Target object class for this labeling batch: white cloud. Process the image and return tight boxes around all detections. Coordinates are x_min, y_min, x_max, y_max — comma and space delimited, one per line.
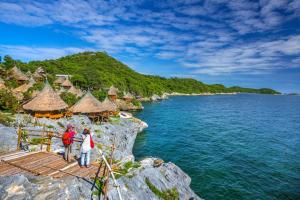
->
0, 0, 299, 76
0, 45, 94, 61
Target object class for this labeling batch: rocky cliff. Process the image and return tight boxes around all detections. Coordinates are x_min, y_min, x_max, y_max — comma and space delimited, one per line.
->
0, 115, 201, 200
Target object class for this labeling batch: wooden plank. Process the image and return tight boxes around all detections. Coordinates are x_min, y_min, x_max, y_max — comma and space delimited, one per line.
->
47, 162, 78, 176
29, 155, 62, 172
6, 151, 45, 163
1, 160, 41, 175
40, 160, 71, 175
11, 152, 48, 166
0, 151, 39, 161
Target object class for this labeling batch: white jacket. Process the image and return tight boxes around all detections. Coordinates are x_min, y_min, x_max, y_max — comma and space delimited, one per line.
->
81, 132, 94, 153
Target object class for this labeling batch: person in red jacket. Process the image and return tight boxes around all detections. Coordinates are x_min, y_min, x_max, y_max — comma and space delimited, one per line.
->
62, 124, 76, 162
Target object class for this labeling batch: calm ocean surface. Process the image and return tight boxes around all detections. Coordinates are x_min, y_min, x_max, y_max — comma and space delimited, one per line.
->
133, 94, 300, 200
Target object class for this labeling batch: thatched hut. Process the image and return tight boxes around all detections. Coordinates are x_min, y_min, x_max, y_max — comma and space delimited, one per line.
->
108, 85, 118, 101
61, 78, 73, 89
23, 82, 68, 119
12, 77, 35, 94
68, 85, 83, 97
69, 92, 106, 120
123, 92, 134, 102
11, 66, 29, 84
102, 98, 118, 116
33, 67, 45, 81
54, 76, 65, 86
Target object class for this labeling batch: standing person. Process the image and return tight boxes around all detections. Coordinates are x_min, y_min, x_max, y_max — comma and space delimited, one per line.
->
62, 124, 76, 163
80, 128, 94, 168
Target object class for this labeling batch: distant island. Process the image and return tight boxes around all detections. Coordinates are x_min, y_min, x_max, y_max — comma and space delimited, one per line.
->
0, 52, 280, 97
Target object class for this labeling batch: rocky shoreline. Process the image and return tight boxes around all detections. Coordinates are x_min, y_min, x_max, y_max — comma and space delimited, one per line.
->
0, 115, 201, 200
138, 92, 237, 102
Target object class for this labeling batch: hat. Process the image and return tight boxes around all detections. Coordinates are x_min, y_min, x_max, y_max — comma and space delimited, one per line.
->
67, 124, 74, 129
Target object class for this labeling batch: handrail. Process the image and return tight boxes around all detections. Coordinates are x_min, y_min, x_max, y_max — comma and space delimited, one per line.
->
97, 149, 123, 200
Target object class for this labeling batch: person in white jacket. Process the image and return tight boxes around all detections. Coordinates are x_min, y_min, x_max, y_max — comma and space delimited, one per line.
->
80, 128, 94, 168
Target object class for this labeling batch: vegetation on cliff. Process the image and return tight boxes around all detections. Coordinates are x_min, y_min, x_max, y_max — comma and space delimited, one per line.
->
1, 52, 279, 97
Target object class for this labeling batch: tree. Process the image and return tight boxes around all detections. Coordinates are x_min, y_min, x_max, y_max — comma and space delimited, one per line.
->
3, 55, 15, 70
60, 92, 77, 106
0, 89, 19, 112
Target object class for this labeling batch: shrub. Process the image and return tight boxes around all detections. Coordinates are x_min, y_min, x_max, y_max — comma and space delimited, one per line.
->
145, 177, 179, 200
0, 89, 19, 112
132, 99, 142, 107
0, 112, 13, 126
60, 92, 77, 106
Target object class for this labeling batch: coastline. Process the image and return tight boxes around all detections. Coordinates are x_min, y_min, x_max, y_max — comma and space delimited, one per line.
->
0, 114, 201, 200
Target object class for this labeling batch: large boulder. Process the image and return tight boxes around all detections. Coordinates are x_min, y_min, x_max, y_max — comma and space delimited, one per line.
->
0, 175, 92, 200
107, 157, 202, 200
0, 124, 17, 153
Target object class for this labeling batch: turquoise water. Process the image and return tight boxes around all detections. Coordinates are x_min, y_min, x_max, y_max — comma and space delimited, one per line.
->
133, 94, 300, 200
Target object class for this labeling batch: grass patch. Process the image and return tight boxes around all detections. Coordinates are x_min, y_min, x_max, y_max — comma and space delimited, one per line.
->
145, 177, 179, 200
108, 116, 121, 124
96, 143, 102, 149
92, 177, 105, 196
57, 121, 65, 128
114, 161, 141, 179
46, 125, 54, 129
30, 138, 47, 145
0, 112, 13, 126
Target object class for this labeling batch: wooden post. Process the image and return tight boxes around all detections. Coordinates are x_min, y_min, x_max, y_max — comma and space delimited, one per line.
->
103, 143, 115, 200
46, 136, 51, 152
17, 128, 22, 151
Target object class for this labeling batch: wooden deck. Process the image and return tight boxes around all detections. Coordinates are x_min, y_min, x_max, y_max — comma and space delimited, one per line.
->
0, 151, 102, 179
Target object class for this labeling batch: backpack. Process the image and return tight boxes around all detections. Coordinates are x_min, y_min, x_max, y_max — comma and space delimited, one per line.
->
90, 135, 94, 149
62, 132, 71, 145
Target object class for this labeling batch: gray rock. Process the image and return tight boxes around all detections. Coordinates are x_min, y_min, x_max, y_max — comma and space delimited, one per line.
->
107, 157, 202, 200
0, 124, 17, 152
0, 174, 93, 200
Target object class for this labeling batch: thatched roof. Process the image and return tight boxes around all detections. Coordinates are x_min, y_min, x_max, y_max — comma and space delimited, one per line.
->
13, 83, 31, 93
102, 98, 118, 112
23, 82, 68, 112
70, 92, 106, 114
33, 67, 45, 79
123, 92, 134, 99
11, 66, 29, 81
68, 85, 83, 97
12, 77, 36, 93
61, 78, 73, 88
54, 76, 65, 84
108, 85, 118, 96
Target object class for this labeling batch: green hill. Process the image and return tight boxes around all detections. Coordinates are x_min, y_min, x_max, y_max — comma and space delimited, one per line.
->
1, 52, 280, 96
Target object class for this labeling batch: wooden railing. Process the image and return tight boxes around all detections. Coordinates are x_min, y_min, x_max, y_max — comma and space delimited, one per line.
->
16, 127, 82, 152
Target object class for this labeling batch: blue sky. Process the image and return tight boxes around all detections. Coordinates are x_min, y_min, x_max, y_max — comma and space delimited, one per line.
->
0, 0, 300, 93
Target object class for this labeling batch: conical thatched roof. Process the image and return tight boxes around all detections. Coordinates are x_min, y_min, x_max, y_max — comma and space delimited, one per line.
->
12, 77, 36, 93
68, 85, 83, 97
61, 78, 73, 88
11, 66, 29, 81
23, 82, 68, 112
70, 92, 106, 114
108, 85, 118, 96
123, 92, 134, 99
102, 98, 118, 112
54, 76, 65, 84
33, 67, 45, 79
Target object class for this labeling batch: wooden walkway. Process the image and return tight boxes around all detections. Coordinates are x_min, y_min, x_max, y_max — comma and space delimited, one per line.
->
0, 151, 102, 179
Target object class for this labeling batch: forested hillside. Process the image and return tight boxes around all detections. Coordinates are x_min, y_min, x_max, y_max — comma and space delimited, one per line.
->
0, 52, 279, 96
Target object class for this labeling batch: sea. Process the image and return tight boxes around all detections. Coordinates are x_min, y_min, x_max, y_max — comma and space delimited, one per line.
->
133, 94, 300, 200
